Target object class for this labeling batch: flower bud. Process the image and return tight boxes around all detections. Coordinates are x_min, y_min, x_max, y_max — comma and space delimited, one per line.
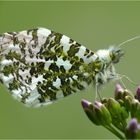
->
136, 86, 140, 101
131, 99, 140, 121
107, 98, 122, 118
115, 84, 124, 94
126, 118, 140, 139
81, 99, 112, 126
124, 95, 133, 111
81, 99, 100, 125
101, 98, 108, 104
121, 106, 129, 121
81, 99, 92, 109
106, 98, 128, 127
128, 118, 139, 132
115, 84, 124, 100
93, 101, 112, 126
117, 99, 124, 106
123, 89, 133, 99
94, 101, 102, 108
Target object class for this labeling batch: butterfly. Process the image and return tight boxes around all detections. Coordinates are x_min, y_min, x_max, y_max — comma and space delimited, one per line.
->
0, 27, 125, 107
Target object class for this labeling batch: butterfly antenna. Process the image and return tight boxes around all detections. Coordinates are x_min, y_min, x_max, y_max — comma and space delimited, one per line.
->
117, 35, 140, 48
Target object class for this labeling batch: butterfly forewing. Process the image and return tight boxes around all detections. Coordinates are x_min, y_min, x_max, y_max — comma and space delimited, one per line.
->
0, 27, 97, 107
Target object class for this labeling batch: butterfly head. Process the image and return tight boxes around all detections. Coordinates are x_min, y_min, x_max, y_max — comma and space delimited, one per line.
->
94, 47, 124, 85
109, 47, 124, 64
96, 47, 124, 65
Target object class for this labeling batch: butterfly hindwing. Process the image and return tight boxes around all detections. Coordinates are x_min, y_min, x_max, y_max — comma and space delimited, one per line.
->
0, 27, 97, 107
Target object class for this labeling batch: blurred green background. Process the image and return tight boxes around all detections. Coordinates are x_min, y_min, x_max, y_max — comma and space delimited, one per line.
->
0, 1, 140, 139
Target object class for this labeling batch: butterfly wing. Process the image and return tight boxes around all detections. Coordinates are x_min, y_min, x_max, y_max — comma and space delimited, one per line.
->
0, 27, 97, 107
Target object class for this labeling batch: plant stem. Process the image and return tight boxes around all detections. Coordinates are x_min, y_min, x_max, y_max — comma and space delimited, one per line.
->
104, 124, 125, 139
112, 122, 124, 133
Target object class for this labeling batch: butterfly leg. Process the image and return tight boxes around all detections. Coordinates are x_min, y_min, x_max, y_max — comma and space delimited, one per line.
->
118, 75, 127, 89
116, 73, 138, 87
95, 78, 102, 101
96, 85, 102, 101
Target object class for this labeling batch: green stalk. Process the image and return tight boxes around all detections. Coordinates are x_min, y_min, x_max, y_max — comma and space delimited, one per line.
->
104, 124, 125, 139
112, 122, 125, 133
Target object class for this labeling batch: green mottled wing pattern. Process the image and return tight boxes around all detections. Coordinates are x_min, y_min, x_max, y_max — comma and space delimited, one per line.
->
0, 27, 99, 107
